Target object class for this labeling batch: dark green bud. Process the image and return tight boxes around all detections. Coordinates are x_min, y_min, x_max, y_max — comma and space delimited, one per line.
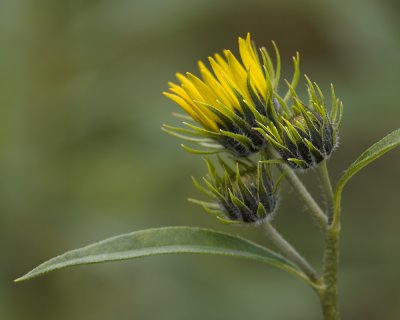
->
264, 110, 336, 170
190, 159, 278, 224
257, 78, 343, 170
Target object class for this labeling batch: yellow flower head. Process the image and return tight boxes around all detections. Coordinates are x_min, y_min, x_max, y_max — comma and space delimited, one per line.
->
163, 33, 279, 157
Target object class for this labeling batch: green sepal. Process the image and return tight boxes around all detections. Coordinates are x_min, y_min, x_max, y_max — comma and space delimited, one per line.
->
162, 126, 212, 142
215, 100, 253, 130
187, 198, 221, 210
171, 112, 193, 120
304, 139, 324, 159
223, 169, 234, 192
216, 216, 241, 224
272, 92, 290, 115
228, 189, 252, 215
202, 177, 225, 201
163, 124, 213, 137
304, 75, 319, 105
272, 171, 287, 193
271, 41, 281, 90
204, 158, 218, 184
219, 129, 255, 149
282, 118, 304, 142
198, 142, 225, 149
217, 155, 235, 177
257, 202, 268, 219
187, 198, 224, 215
182, 122, 222, 138
283, 52, 300, 102
191, 176, 216, 198
257, 162, 269, 201
181, 144, 220, 154
258, 159, 286, 165
287, 158, 309, 169
235, 163, 257, 204
198, 102, 239, 133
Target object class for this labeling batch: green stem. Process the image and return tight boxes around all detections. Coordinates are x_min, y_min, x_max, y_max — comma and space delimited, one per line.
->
319, 224, 341, 320
318, 160, 335, 222
318, 162, 341, 320
280, 163, 328, 227
332, 184, 343, 230
266, 149, 340, 319
262, 220, 319, 283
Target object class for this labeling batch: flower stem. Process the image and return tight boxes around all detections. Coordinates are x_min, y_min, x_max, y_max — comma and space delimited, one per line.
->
282, 161, 340, 319
262, 220, 319, 282
318, 160, 335, 222
266, 149, 340, 319
318, 161, 341, 320
280, 163, 328, 227
319, 224, 341, 320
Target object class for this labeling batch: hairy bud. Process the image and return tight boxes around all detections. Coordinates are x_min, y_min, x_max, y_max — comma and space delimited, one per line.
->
190, 159, 278, 224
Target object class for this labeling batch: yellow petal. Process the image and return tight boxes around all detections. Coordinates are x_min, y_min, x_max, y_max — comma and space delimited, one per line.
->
198, 60, 238, 109
186, 72, 218, 106
214, 53, 231, 75
164, 92, 219, 132
208, 57, 240, 111
224, 50, 252, 102
176, 73, 203, 102
163, 92, 200, 122
168, 82, 193, 102
238, 34, 267, 99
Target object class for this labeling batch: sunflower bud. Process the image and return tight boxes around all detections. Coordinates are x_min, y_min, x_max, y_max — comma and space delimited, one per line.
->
257, 78, 343, 170
163, 33, 287, 157
190, 159, 278, 224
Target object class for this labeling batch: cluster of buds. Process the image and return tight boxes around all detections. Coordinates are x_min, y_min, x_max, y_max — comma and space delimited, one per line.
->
163, 33, 342, 224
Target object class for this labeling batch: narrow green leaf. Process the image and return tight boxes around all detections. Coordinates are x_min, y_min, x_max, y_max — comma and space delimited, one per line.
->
15, 227, 307, 283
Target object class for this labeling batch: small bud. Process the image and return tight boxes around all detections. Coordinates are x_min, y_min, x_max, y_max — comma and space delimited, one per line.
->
258, 79, 342, 170
190, 159, 278, 224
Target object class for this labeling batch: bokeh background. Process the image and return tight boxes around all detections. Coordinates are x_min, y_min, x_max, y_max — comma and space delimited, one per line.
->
1, 0, 400, 319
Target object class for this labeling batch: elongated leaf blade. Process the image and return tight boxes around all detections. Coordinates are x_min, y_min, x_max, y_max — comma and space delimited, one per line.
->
335, 128, 400, 199
16, 227, 305, 282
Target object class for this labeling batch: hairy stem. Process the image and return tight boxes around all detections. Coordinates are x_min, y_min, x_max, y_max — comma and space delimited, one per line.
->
319, 161, 341, 320
262, 220, 319, 282
266, 149, 340, 319
319, 224, 340, 320
281, 163, 328, 227
318, 160, 335, 222
266, 148, 327, 227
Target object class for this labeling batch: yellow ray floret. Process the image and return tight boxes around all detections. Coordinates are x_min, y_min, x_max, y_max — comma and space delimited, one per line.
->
238, 33, 267, 99
164, 33, 269, 132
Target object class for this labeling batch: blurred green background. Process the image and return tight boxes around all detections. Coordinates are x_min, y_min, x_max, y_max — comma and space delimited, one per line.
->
1, 0, 400, 319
